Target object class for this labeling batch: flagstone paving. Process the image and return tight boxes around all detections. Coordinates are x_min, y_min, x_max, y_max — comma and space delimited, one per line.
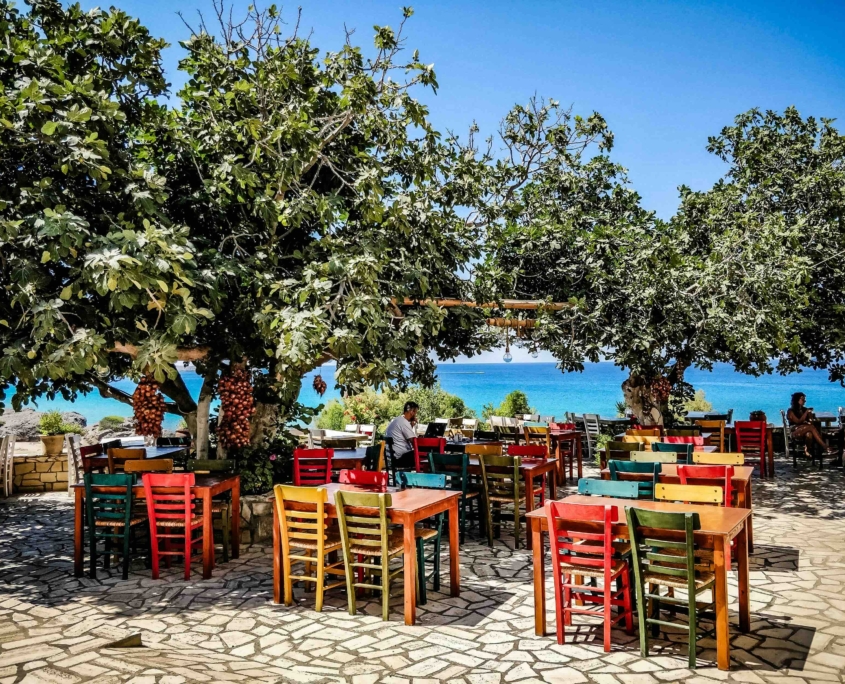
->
1, 457, 844, 684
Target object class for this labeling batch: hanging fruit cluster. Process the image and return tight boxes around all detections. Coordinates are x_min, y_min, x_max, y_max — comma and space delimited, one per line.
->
218, 367, 255, 449
312, 374, 327, 396
133, 375, 165, 438
648, 377, 672, 403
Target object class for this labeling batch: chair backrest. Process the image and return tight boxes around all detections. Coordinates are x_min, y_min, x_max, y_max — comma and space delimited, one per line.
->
413, 437, 445, 472
80, 444, 103, 458
397, 471, 448, 490
508, 444, 547, 459
691, 452, 745, 465
546, 501, 616, 575
539, 416, 555, 424
101, 439, 122, 451
523, 423, 550, 446
780, 410, 792, 450
308, 428, 325, 448
473, 430, 499, 441
678, 464, 733, 506
65, 434, 84, 486
339, 468, 389, 487
663, 435, 704, 446
124, 458, 174, 474
358, 424, 376, 445
84, 472, 135, 527
604, 440, 642, 464
627, 427, 661, 437
344, 424, 360, 433
735, 421, 767, 454
577, 478, 640, 499
582, 414, 601, 437
695, 419, 726, 452
479, 453, 520, 502
465, 443, 503, 457
293, 447, 334, 485
142, 472, 196, 525
630, 450, 677, 463
654, 482, 723, 505
429, 452, 470, 494
186, 458, 236, 474
107, 448, 146, 473
334, 490, 392, 557
520, 414, 540, 422
652, 442, 694, 460
363, 442, 386, 472
274, 484, 331, 557
621, 434, 658, 446
666, 428, 701, 437
608, 460, 660, 499
606, 441, 641, 452
156, 437, 174, 447
549, 422, 576, 431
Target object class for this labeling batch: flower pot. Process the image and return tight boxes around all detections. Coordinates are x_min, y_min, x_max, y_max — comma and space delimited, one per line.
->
40, 434, 65, 457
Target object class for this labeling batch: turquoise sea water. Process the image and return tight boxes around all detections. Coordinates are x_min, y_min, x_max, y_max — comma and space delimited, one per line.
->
10, 362, 845, 430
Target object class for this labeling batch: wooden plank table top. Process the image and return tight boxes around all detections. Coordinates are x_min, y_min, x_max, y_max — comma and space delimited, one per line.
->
271, 482, 461, 626
527, 495, 750, 670
86, 445, 188, 471
72, 473, 240, 580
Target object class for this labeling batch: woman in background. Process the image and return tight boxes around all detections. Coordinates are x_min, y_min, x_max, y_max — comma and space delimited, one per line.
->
787, 392, 829, 452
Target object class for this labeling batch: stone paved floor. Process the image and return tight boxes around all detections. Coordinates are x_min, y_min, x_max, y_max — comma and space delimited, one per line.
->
1, 457, 845, 684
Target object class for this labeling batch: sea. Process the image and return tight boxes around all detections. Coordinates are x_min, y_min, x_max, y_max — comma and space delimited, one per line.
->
6, 362, 845, 430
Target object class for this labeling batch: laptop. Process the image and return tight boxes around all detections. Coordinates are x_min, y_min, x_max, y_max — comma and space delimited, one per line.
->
424, 422, 446, 438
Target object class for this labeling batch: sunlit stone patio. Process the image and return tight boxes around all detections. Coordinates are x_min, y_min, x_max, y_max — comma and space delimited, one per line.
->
1, 458, 844, 684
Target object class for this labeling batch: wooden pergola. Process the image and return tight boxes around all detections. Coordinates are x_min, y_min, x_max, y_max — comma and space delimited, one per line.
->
395, 298, 570, 328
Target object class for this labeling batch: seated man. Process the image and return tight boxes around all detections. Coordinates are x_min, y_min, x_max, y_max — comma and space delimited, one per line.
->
385, 401, 419, 470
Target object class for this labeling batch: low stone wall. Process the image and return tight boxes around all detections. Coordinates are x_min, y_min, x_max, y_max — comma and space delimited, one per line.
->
239, 494, 274, 544
14, 452, 69, 493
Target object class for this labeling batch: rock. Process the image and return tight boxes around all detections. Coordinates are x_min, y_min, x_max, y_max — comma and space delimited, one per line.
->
0, 408, 86, 441
82, 418, 137, 446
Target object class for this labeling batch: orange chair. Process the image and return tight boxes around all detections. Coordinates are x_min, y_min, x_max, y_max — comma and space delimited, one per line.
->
677, 464, 734, 507
545, 501, 634, 651
142, 473, 203, 580
735, 421, 768, 477
338, 469, 389, 487
293, 447, 334, 485
412, 437, 445, 472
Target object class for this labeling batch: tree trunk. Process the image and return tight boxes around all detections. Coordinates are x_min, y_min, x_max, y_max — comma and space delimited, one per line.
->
195, 372, 217, 459
622, 373, 664, 426
160, 369, 199, 432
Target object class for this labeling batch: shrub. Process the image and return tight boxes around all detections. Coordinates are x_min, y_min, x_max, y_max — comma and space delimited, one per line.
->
315, 399, 348, 431
684, 389, 713, 413
39, 411, 83, 436
98, 415, 127, 430
482, 390, 534, 422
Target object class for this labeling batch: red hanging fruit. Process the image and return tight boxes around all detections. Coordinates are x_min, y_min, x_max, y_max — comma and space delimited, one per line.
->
218, 366, 255, 449
133, 375, 165, 438
312, 374, 327, 396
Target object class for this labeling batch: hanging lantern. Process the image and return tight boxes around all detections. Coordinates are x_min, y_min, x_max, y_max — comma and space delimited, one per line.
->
218, 366, 255, 449
312, 374, 327, 396
133, 375, 165, 438
503, 327, 513, 363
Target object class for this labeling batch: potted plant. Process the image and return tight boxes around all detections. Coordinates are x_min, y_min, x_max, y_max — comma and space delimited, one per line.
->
39, 411, 83, 457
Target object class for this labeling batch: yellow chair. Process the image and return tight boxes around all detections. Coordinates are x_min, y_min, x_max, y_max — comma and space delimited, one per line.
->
622, 435, 659, 446
466, 443, 504, 457
692, 452, 744, 466
626, 428, 661, 437
630, 451, 677, 464
273, 485, 345, 611
654, 483, 723, 505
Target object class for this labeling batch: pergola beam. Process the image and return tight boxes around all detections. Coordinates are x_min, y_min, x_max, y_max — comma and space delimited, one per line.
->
486, 318, 536, 328
398, 298, 570, 311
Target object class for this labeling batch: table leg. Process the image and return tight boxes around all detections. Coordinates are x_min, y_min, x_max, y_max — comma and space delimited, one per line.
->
273, 502, 281, 604
231, 477, 240, 559
548, 465, 556, 502
768, 431, 774, 478
736, 522, 750, 633
576, 438, 583, 480
744, 481, 754, 553
74, 487, 84, 577
714, 535, 731, 670
403, 521, 417, 625
532, 518, 546, 636
202, 491, 213, 579
448, 498, 460, 596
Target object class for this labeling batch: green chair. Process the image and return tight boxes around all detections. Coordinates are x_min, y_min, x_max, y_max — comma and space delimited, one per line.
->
652, 442, 694, 462
602, 441, 642, 468
429, 451, 481, 543
84, 472, 146, 580
608, 460, 661, 499
577, 478, 640, 499
479, 453, 526, 548
397, 471, 446, 604
187, 459, 235, 561
625, 507, 716, 668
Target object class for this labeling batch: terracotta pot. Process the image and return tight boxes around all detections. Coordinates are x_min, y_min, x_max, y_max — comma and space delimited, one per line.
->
40, 434, 64, 457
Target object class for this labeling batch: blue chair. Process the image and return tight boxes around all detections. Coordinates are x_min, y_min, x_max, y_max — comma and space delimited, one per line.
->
608, 460, 660, 499
577, 478, 640, 499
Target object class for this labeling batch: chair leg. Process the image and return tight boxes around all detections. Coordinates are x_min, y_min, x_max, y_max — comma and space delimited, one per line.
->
622, 570, 634, 635
603, 578, 612, 653
283, 549, 293, 606
688, 591, 699, 669
315, 555, 325, 612
150, 526, 160, 580
89, 526, 98, 580
459, 498, 466, 545
381, 557, 391, 621
184, 529, 191, 581
221, 505, 230, 563
513, 505, 521, 550
433, 517, 442, 593
484, 496, 494, 547
343, 553, 356, 616
416, 539, 426, 606
636, 578, 649, 658
122, 526, 131, 581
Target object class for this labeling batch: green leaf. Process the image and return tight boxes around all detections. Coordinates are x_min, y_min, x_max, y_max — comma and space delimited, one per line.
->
41, 121, 58, 136
41, 251, 51, 264
59, 286, 72, 300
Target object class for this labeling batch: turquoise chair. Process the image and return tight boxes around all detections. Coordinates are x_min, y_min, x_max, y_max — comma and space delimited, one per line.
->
608, 460, 661, 499
577, 478, 640, 499
652, 442, 694, 463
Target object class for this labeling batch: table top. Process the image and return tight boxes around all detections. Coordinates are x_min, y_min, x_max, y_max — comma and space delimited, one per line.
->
527, 494, 750, 537
71, 473, 238, 491
88, 446, 188, 461
467, 456, 558, 472
315, 482, 458, 513
600, 464, 754, 482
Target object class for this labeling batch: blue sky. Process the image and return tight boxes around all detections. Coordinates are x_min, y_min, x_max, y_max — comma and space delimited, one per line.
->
103, 0, 845, 363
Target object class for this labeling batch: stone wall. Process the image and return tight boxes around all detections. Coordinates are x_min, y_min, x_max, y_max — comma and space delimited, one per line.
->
239, 494, 274, 544
14, 453, 69, 493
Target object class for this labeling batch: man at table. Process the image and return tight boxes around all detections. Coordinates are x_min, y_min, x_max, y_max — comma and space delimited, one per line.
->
386, 401, 419, 469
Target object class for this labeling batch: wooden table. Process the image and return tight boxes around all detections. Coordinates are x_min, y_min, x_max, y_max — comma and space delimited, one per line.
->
85, 445, 188, 472
549, 430, 583, 483
528, 496, 750, 670
272, 482, 460, 626
599, 464, 755, 551
72, 474, 240, 580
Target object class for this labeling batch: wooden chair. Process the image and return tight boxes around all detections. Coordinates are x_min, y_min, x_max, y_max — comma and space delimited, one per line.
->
781, 410, 809, 467
479, 453, 536, 548
412, 437, 445, 472
273, 484, 345, 611
429, 451, 481, 543
124, 458, 174, 474
80, 444, 102, 473
546, 501, 634, 651
601, 441, 641, 468
65, 434, 84, 492
523, 423, 550, 449
363, 442, 386, 472
107, 448, 146, 474
663, 436, 705, 449
694, 419, 725, 452
630, 450, 677, 464
395, 472, 446, 604
344, 423, 360, 434
691, 452, 744, 466
293, 447, 333, 485
142, 473, 204, 581
358, 424, 376, 447
508, 444, 548, 506
735, 420, 768, 477
473, 429, 499, 442
652, 442, 693, 463
339, 469, 388, 487
666, 428, 701, 437
625, 507, 716, 668
626, 427, 662, 437
101, 439, 122, 452
678, 465, 734, 507
621, 435, 657, 446
466, 442, 503, 458
654, 483, 723, 505
335, 490, 429, 620
582, 414, 601, 462
608, 460, 660, 499
0, 434, 14, 497
187, 459, 236, 562
577, 478, 639, 499
83, 472, 146, 580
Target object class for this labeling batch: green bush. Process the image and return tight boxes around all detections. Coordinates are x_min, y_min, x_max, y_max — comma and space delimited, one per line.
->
39, 410, 84, 436
98, 415, 127, 430
315, 399, 347, 431
684, 389, 713, 413
481, 390, 534, 422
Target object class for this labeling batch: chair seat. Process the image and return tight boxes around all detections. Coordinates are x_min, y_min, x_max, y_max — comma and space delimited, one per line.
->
415, 527, 438, 541
94, 517, 146, 527
348, 528, 435, 556
558, 558, 627, 578
644, 570, 715, 590
289, 535, 343, 552
576, 539, 632, 556
154, 516, 204, 528
211, 502, 230, 513
463, 490, 480, 499
488, 494, 527, 504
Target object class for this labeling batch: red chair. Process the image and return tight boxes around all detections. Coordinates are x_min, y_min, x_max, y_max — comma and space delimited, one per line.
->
293, 447, 334, 485
735, 421, 768, 477
545, 501, 634, 651
338, 469, 389, 487
549, 424, 577, 483
663, 435, 705, 451
677, 465, 734, 507
80, 444, 103, 473
142, 473, 203, 580
412, 437, 445, 472
549, 422, 576, 431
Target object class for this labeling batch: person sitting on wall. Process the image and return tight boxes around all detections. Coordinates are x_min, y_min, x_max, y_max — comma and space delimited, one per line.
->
385, 401, 419, 470
787, 392, 829, 453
